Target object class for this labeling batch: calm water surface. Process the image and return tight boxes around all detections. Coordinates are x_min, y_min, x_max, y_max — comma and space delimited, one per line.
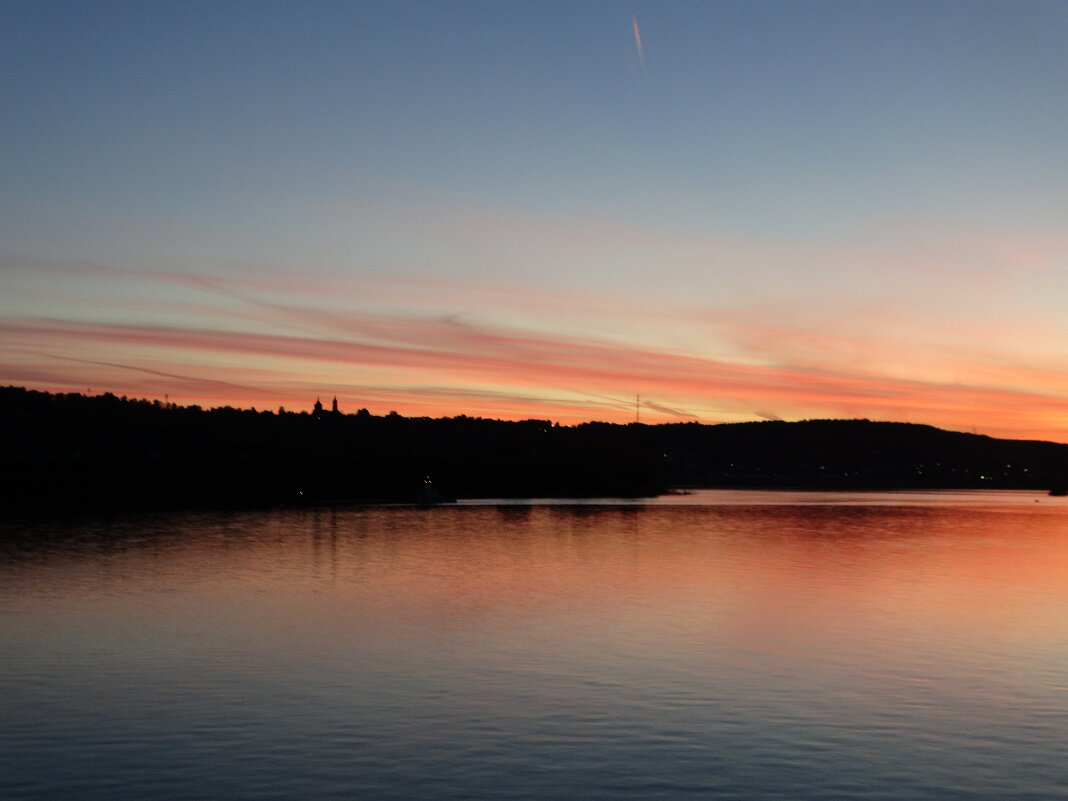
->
2, 490, 1067, 799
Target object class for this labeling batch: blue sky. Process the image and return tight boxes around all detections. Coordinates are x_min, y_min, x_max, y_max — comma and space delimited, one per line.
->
4, 1, 1068, 438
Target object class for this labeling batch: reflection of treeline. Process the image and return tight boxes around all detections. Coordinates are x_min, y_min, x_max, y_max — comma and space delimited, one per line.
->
2, 386, 1067, 511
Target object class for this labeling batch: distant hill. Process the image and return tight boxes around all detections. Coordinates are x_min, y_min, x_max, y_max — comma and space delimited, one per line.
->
2, 386, 1067, 511
648, 418, 1068, 490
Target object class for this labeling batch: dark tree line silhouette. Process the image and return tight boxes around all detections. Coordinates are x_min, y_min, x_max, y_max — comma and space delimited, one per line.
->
2, 386, 1067, 511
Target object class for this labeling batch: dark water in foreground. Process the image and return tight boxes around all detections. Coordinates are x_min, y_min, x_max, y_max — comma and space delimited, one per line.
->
2, 491, 1067, 800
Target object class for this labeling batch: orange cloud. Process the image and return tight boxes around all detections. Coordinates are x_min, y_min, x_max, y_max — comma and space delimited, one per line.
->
4, 313, 1068, 441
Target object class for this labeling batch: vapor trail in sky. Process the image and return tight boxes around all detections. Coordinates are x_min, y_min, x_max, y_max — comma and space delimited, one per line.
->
632, 16, 644, 69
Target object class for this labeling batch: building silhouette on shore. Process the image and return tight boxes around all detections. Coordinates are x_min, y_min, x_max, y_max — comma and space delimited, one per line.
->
312, 397, 340, 419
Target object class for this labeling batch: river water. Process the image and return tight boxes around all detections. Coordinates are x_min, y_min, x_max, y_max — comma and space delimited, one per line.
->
2, 491, 1067, 799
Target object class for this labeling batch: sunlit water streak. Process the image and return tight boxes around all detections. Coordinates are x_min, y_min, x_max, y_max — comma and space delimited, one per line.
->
2, 491, 1067, 800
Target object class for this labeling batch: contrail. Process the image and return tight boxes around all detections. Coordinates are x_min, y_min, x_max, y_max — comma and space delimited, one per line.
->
632, 15, 645, 69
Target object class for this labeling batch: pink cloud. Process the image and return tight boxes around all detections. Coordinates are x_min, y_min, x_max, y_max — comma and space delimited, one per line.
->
4, 312, 1068, 441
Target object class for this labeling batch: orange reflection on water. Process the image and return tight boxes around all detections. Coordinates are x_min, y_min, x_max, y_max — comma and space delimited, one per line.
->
4, 497, 1067, 801
5, 500, 1068, 681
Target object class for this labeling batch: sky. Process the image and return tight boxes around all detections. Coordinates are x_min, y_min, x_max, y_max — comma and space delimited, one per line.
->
3, 0, 1068, 441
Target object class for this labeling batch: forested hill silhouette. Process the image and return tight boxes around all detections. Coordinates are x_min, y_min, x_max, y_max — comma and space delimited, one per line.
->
3, 385, 1068, 511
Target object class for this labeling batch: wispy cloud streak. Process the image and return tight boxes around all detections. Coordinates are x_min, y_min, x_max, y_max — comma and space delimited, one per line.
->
4, 313, 1068, 440
6, 240, 1068, 439
632, 15, 645, 71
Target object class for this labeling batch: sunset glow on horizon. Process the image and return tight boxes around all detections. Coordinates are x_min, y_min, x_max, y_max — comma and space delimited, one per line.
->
4, 1, 1068, 441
